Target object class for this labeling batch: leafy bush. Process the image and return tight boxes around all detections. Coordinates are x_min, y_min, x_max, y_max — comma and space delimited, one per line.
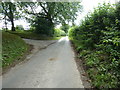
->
69, 3, 120, 88
54, 28, 66, 37
2, 32, 28, 67
31, 17, 54, 36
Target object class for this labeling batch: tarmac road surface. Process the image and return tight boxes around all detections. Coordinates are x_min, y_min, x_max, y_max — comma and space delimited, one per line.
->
2, 37, 84, 88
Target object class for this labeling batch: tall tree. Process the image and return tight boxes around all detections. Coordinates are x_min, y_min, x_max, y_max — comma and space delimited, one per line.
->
19, 2, 82, 24
18, 2, 82, 35
0, 2, 19, 31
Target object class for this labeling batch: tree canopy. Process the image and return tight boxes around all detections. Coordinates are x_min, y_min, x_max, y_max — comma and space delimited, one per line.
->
18, 2, 82, 24
17, 2, 82, 35
0, 2, 82, 35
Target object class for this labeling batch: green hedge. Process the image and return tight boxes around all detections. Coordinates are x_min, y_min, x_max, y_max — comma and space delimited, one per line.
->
69, 3, 120, 88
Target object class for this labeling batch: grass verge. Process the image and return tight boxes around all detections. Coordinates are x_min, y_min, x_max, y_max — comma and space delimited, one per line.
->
2, 32, 30, 69
7, 30, 63, 40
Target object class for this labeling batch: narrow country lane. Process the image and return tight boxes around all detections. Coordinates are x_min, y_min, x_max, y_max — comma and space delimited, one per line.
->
2, 37, 84, 88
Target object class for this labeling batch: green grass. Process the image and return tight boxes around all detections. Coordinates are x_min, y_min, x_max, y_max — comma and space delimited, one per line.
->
7, 30, 63, 40
2, 32, 28, 67
2, 30, 63, 68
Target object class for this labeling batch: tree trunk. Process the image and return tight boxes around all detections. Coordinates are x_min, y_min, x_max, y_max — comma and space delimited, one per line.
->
5, 16, 8, 31
9, 2, 15, 31
11, 19, 15, 31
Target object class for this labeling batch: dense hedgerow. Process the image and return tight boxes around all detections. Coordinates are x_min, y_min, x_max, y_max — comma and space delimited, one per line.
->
69, 3, 120, 88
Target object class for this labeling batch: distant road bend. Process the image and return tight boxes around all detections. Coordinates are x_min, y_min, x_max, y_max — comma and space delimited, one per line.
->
3, 37, 84, 88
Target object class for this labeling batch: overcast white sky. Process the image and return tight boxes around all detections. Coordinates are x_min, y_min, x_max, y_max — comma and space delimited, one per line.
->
0, 0, 118, 29
74, 0, 117, 25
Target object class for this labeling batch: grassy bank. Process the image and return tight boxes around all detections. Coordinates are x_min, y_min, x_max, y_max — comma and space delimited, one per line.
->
2, 32, 29, 68
7, 30, 64, 40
